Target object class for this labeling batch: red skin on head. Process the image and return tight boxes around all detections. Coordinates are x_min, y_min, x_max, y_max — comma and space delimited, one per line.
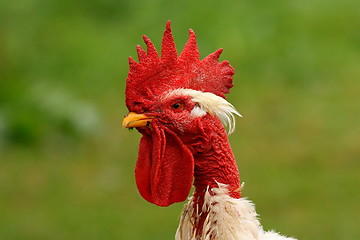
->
125, 21, 240, 208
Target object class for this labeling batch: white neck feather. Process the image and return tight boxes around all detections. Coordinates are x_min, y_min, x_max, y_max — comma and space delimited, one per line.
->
176, 183, 296, 240
176, 183, 260, 240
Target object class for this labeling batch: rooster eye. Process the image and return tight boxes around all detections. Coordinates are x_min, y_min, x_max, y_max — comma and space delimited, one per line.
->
171, 102, 184, 111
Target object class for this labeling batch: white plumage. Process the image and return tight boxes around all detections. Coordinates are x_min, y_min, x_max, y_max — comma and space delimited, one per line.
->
176, 183, 296, 240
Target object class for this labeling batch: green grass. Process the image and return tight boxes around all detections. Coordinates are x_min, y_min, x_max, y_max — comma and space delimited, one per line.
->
1, 0, 359, 239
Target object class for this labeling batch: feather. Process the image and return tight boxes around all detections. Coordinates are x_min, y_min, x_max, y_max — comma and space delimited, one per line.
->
165, 88, 242, 134
176, 183, 297, 240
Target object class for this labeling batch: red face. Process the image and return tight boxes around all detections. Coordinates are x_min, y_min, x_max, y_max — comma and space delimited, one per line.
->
146, 95, 200, 132
123, 93, 206, 206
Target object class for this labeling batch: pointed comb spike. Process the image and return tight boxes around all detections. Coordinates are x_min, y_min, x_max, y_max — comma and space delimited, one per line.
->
179, 28, 200, 62
128, 56, 139, 70
142, 35, 159, 59
136, 45, 147, 63
203, 48, 223, 62
161, 20, 178, 63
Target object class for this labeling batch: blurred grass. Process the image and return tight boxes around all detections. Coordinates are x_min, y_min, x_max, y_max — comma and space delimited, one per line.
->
0, 0, 359, 239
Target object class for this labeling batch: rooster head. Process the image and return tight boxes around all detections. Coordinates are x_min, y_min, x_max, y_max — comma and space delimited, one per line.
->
123, 21, 239, 207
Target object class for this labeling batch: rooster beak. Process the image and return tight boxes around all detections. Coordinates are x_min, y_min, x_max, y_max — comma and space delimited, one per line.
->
122, 112, 155, 128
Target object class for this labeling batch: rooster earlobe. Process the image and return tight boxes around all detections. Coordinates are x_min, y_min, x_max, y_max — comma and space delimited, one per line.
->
161, 20, 178, 64
179, 29, 200, 63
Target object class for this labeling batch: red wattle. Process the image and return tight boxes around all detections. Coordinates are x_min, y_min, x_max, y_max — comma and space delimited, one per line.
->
135, 122, 194, 207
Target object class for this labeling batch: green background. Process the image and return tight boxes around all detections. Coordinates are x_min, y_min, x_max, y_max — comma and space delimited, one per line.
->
1, 0, 359, 239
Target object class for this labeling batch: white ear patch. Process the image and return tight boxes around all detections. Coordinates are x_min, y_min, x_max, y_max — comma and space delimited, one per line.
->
166, 88, 242, 135
190, 105, 207, 118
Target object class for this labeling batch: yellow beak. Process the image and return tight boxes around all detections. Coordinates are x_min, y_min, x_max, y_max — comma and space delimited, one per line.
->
122, 112, 154, 128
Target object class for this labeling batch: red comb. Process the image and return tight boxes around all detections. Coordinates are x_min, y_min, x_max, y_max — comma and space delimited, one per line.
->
126, 20, 234, 113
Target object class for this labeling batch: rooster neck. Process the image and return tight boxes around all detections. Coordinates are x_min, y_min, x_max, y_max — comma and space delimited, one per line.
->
192, 118, 241, 200
188, 118, 241, 237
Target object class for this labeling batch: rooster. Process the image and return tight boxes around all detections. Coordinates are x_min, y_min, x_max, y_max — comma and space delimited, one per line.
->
122, 21, 297, 240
